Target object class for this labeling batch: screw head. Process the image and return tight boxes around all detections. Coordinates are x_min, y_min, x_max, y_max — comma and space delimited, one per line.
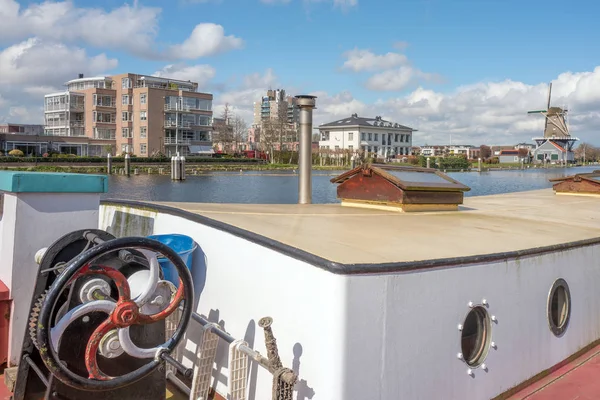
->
482, 299, 488, 305
457, 324, 463, 331
467, 369, 474, 376
468, 301, 474, 308
457, 353, 463, 360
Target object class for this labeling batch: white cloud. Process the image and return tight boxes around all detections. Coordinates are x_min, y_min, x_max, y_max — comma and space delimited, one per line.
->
313, 67, 600, 145
213, 69, 282, 123
366, 67, 442, 91
0, 38, 118, 86
341, 47, 439, 91
168, 23, 243, 59
0, 38, 118, 124
0, 0, 242, 60
342, 48, 408, 72
154, 63, 216, 87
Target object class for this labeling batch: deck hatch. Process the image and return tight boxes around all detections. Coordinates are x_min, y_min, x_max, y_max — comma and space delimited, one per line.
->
330, 163, 470, 212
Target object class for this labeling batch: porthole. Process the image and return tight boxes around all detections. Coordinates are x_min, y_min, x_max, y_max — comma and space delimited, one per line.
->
460, 306, 492, 368
548, 278, 571, 337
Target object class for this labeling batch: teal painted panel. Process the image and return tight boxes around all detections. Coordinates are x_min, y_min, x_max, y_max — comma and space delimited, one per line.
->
0, 171, 108, 193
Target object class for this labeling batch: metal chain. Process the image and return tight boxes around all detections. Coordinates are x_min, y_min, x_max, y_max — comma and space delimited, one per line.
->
273, 367, 296, 400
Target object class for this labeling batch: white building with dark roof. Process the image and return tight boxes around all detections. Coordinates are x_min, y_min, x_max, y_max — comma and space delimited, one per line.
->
318, 114, 416, 158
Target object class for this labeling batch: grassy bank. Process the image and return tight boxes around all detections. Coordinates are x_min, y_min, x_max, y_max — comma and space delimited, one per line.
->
0, 161, 585, 175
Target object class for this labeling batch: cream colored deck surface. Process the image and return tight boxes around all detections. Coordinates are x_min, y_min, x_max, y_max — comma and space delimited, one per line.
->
155, 189, 600, 264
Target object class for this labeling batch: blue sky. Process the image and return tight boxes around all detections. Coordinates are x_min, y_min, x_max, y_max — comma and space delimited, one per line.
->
1, 0, 599, 145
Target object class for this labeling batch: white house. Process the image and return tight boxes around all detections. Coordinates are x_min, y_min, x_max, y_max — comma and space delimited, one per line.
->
318, 114, 416, 158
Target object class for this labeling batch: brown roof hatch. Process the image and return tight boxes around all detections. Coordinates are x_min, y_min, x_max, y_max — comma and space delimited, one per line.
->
549, 171, 600, 197
330, 163, 471, 212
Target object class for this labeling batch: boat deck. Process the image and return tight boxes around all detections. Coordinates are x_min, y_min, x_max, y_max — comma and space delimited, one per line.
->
507, 342, 600, 400
155, 189, 600, 265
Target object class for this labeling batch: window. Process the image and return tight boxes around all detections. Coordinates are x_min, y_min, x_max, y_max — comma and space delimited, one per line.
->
395, 134, 399, 142
122, 128, 130, 138
140, 93, 147, 105
122, 77, 130, 89
140, 127, 147, 138
548, 279, 571, 337
460, 306, 492, 368
348, 145, 354, 151
140, 144, 147, 155
122, 95, 129, 105
348, 132, 354, 141
368, 133, 372, 141
374, 133, 379, 141
361, 132, 366, 141
122, 112, 129, 122
361, 146, 366, 152
140, 111, 147, 121
121, 144, 127, 153
373, 146, 378, 154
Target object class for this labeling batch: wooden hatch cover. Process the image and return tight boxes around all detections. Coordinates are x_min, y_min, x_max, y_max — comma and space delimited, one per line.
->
549, 170, 600, 197
330, 163, 471, 212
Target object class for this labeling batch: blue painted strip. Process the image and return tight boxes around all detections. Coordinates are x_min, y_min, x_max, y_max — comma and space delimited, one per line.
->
0, 171, 108, 193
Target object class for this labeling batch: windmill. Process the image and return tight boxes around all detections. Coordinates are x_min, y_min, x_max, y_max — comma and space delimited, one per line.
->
528, 83, 579, 154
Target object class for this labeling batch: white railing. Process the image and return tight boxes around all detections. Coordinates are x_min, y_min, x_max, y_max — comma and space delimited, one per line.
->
45, 120, 67, 127
45, 104, 68, 112
164, 121, 192, 128
164, 137, 192, 145
95, 101, 116, 108
70, 121, 84, 128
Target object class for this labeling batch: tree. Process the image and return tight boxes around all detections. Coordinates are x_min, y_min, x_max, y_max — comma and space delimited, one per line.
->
517, 148, 529, 158
232, 115, 248, 152
213, 103, 234, 153
480, 145, 492, 159
259, 118, 279, 163
574, 142, 598, 163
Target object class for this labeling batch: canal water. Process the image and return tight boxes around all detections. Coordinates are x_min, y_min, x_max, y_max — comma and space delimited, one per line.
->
104, 166, 599, 204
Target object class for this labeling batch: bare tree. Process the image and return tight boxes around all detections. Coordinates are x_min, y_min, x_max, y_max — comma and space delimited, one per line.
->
213, 103, 234, 153
259, 118, 279, 163
575, 142, 598, 163
232, 115, 248, 152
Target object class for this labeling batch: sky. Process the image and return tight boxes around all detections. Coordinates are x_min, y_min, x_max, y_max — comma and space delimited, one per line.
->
0, 0, 599, 146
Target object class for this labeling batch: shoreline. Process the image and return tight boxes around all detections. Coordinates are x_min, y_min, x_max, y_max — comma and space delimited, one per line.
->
0, 162, 590, 175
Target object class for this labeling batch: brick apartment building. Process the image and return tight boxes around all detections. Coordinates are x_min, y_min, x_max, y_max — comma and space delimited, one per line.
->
40, 73, 214, 157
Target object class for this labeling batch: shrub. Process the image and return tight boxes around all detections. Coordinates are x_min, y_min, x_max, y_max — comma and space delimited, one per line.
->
8, 149, 24, 157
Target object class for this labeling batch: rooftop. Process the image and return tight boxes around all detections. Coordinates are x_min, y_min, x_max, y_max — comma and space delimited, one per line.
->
135, 188, 600, 267
319, 114, 415, 130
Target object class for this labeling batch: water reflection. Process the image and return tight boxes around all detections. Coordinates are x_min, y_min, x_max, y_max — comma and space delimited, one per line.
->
103, 166, 599, 204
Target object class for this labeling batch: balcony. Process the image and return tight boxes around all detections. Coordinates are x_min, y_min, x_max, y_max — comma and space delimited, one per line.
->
94, 101, 116, 108
45, 120, 68, 127
70, 121, 84, 128
164, 120, 192, 129
164, 137, 192, 145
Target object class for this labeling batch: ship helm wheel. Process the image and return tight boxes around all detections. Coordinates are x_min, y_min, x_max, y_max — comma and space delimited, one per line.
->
36, 237, 194, 391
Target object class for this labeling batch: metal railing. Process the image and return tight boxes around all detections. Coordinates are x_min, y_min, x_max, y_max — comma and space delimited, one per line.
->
164, 137, 192, 145
166, 312, 298, 400
164, 120, 192, 129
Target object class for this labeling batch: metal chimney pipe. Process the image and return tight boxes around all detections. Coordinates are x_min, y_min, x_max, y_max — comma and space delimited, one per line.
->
295, 95, 317, 204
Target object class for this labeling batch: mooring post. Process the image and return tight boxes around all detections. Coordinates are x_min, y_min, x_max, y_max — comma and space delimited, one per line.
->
124, 153, 131, 177
107, 153, 112, 175
295, 95, 317, 205
478, 157, 482, 173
